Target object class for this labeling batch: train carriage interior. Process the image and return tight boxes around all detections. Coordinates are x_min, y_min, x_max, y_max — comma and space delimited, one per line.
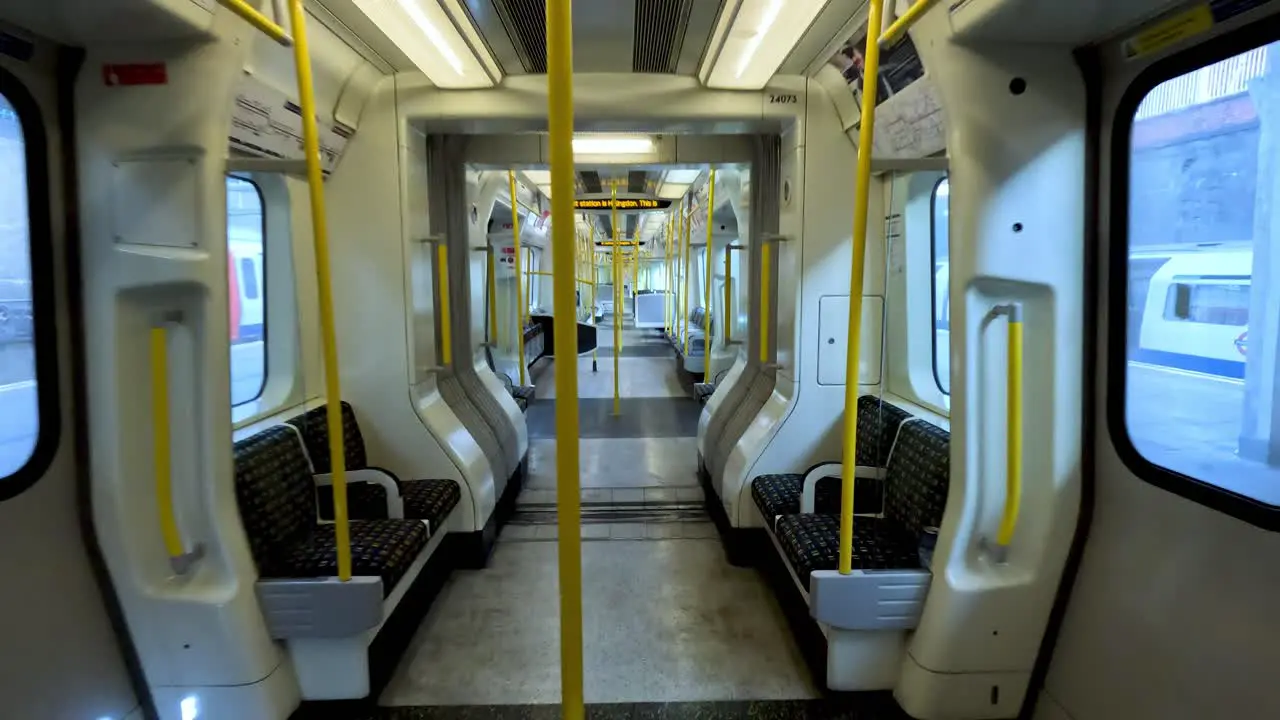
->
2, 0, 1280, 719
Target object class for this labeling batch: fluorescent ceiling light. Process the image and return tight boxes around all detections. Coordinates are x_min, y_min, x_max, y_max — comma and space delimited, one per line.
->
664, 169, 702, 184
658, 183, 690, 200
352, 0, 498, 88
701, 0, 831, 90
572, 135, 655, 155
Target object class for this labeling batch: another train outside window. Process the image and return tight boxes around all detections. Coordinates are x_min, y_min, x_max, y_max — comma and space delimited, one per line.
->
1123, 41, 1280, 506
228, 176, 266, 408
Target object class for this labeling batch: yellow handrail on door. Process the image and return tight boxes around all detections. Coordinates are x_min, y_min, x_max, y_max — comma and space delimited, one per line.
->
590, 225, 598, 372
150, 325, 185, 568
216, 0, 293, 46
437, 244, 453, 365
509, 171, 527, 385
611, 183, 622, 416
287, 0, 350, 581
487, 249, 500, 350
703, 169, 716, 360
666, 213, 674, 332
546, 0, 584, 716
996, 304, 1024, 554
759, 240, 770, 365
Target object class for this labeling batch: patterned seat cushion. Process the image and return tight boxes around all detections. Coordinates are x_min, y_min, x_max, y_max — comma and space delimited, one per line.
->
884, 421, 950, 536
286, 402, 367, 473
265, 520, 429, 597
854, 396, 913, 467
775, 514, 920, 590
401, 479, 461, 533
317, 481, 391, 521
514, 396, 529, 412
751, 472, 885, 528
234, 426, 319, 569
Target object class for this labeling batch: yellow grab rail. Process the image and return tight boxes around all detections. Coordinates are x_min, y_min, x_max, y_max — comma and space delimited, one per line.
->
590, 225, 598, 372
150, 324, 189, 574
838, 0, 886, 575
611, 184, 622, 415
486, 248, 500, 350
286, 0, 351, 581
665, 213, 673, 332
759, 240, 771, 365
216, 0, 293, 46
703, 169, 716, 357
509, 171, 528, 385
996, 304, 1024, 553
546, 0, 584, 716
880, 0, 942, 47
437, 243, 453, 365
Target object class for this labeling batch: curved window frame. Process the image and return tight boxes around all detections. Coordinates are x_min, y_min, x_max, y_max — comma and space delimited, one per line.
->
0, 66, 61, 502
1107, 18, 1280, 531
929, 175, 950, 396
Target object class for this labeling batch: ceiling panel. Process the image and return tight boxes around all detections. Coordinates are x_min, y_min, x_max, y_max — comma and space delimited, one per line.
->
466, 0, 725, 75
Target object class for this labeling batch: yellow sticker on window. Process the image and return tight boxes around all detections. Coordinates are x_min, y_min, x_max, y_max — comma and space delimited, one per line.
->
1123, 3, 1215, 59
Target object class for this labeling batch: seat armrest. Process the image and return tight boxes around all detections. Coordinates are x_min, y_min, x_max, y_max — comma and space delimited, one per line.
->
800, 463, 885, 514
314, 468, 405, 519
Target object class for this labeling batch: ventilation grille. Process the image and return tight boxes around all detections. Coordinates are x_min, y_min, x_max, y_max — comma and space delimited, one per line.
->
633, 0, 694, 73
493, 0, 548, 73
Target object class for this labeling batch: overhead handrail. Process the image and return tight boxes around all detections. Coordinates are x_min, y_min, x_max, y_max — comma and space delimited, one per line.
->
611, 183, 622, 415
994, 303, 1023, 561
436, 243, 453, 366
703, 169, 716, 359
546, 0, 585, 716
216, 0, 293, 46
509, 170, 527, 384
839, 0, 888, 575
150, 320, 202, 575
880, 0, 942, 47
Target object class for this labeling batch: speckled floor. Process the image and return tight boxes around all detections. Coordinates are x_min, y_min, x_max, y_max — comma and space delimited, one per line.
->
300, 698, 909, 719
379, 538, 817, 706
334, 334, 877, 717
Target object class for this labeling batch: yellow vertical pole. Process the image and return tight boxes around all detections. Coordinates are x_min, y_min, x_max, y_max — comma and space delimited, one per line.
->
839, 0, 886, 576
590, 225, 598, 372
546, 0, 583, 716
682, 201, 693, 356
703, 169, 716, 356
287, 0, 350, 581
759, 241, 770, 365
509, 171, 527, 385
612, 184, 622, 415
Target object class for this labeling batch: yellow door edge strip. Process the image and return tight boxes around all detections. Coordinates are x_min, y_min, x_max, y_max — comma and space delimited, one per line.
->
759, 241, 770, 365
546, 1, 585, 716
839, 0, 886, 576
437, 244, 453, 366
288, 0, 350, 581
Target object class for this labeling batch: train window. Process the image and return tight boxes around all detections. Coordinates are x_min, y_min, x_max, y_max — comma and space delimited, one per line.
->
0, 73, 57, 496
1114, 36, 1280, 518
227, 176, 266, 408
931, 177, 950, 395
